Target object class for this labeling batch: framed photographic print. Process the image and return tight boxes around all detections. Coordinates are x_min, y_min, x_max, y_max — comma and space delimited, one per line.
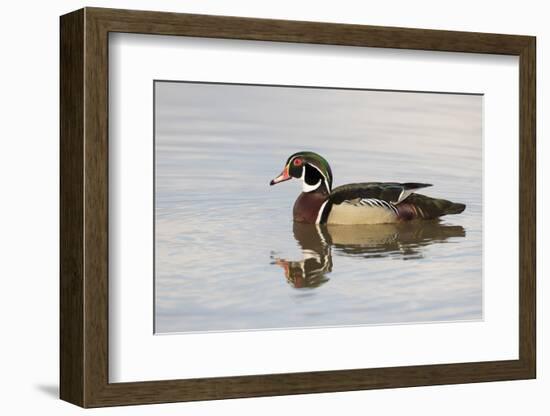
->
60, 7, 536, 408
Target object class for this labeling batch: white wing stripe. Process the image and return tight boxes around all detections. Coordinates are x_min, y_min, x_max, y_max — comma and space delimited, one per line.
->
397, 189, 416, 204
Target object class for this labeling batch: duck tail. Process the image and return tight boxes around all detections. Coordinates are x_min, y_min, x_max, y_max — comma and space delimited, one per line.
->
445, 202, 466, 215
404, 194, 466, 219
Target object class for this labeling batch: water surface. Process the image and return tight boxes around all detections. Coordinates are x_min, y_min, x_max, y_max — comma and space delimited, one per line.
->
154, 81, 483, 333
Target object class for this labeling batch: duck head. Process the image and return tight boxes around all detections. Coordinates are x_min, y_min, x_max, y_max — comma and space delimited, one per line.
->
269, 151, 333, 193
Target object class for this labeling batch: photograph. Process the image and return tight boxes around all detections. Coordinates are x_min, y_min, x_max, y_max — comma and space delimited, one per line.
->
154, 80, 483, 334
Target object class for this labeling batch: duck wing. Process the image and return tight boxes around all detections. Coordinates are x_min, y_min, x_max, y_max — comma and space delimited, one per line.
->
329, 182, 432, 205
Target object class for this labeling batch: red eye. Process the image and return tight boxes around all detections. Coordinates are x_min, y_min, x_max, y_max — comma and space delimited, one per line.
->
293, 158, 303, 166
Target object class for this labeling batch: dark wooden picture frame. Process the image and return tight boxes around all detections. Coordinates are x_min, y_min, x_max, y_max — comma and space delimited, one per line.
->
60, 7, 536, 408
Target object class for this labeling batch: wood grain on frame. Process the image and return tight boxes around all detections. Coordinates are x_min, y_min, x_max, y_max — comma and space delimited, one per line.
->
60, 8, 85, 406
60, 7, 536, 408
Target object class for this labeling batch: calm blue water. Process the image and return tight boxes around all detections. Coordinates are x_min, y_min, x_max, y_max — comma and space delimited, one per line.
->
154, 81, 482, 333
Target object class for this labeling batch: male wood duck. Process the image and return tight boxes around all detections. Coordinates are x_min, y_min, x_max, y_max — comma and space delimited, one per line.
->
269, 151, 466, 225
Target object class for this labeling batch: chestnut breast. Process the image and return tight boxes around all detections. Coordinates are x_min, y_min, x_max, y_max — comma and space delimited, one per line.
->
293, 191, 329, 224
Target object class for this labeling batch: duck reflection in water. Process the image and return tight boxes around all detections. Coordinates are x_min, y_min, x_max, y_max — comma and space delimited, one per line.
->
272, 221, 465, 289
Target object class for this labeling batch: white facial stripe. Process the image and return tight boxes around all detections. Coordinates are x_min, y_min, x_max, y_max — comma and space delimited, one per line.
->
291, 157, 331, 193
300, 167, 321, 192
307, 162, 331, 192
